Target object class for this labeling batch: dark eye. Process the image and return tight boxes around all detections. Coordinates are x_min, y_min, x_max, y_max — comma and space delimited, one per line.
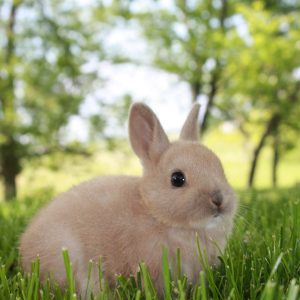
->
171, 171, 186, 187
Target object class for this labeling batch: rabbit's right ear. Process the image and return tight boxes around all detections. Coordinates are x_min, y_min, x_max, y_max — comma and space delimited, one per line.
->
129, 103, 170, 165
179, 103, 200, 141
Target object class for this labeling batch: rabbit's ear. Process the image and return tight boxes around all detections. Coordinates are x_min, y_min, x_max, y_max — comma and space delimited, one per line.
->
179, 103, 200, 141
129, 103, 170, 164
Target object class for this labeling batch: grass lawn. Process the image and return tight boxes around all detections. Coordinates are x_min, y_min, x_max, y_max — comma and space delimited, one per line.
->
0, 130, 300, 299
1, 188, 300, 299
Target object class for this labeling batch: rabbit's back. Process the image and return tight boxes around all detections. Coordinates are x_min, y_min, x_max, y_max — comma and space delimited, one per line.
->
20, 176, 159, 288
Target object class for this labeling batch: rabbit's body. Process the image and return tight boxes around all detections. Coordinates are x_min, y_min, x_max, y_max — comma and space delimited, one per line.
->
20, 104, 237, 296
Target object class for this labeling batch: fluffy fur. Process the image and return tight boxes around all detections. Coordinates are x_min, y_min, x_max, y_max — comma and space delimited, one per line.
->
20, 103, 237, 296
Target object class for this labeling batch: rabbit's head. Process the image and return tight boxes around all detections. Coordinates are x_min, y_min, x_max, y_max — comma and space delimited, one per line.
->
129, 103, 237, 231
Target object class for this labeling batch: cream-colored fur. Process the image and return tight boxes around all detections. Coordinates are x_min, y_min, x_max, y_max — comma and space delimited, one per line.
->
20, 103, 237, 296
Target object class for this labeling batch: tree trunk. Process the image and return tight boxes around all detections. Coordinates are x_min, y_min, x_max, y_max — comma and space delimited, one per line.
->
220, 0, 228, 31
1, 139, 20, 200
190, 81, 201, 104
0, 1, 20, 200
248, 133, 268, 188
248, 113, 281, 187
200, 0, 227, 133
201, 70, 219, 133
272, 132, 280, 187
269, 82, 300, 187
3, 171, 17, 201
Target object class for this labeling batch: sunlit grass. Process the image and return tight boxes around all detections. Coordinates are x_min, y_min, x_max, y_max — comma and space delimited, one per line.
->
203, 128, 300, 189
17, 142, 141, 198
12, 128, 300, 200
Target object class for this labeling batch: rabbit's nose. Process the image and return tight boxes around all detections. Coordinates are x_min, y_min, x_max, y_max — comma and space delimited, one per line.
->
211, 190, 223, 207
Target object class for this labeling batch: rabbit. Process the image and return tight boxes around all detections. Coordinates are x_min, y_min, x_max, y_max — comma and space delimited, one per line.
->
20, 102, 237, 297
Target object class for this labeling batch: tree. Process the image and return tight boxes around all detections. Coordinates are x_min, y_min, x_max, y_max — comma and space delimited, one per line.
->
141, 0, 236, 132
0, 0, 98, 200
99, 0, 237, 133
93, 0, 300, 187
221, 2, 300, 187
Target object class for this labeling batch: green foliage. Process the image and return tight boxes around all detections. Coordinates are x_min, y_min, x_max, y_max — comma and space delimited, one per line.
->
222, 2, 300, 132
1, 0, 300, 197
0, 0, 101, 198
123, 0, 233, 117
1, 188, 300, 299
217, 2, 300, 186
0, 0, 97, 145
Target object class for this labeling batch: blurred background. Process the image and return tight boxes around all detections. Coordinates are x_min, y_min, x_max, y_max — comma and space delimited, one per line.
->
0, 0, 300, 201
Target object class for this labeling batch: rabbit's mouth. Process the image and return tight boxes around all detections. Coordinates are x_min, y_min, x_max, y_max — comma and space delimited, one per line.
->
213, 212, 221, 218
205, 215, 224, 229
204, 203, 235, 230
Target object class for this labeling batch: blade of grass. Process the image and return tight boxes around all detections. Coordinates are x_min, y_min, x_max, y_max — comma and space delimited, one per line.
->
177, 279, 186, 300
135, 289, 141, 300
162, 248, 171, 300
176, 248, 181, 279
62, 247, 76, 299
140, 262, 157, 300
84, 259, 93, 300
0, 264, 10, 296
196, 234, 221, 299
27, 258, 40, 300
286, 279, 299, 300
260, 282, 276, 300
200, 271, 207, 300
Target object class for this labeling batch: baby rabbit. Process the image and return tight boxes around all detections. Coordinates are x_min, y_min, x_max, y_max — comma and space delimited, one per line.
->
20, 103, 237, 296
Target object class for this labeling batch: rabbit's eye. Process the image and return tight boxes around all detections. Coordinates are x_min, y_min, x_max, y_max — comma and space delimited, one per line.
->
171, 171, 185, 187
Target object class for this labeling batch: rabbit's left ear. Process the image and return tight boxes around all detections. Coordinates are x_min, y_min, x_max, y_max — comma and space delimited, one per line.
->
179, 103, 200, 141
129, 103, 170, 165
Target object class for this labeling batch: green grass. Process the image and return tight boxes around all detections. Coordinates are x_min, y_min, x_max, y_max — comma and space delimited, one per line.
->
203, 128, 300, 189
0, 130, 300, 298
1, 188, 300, 299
